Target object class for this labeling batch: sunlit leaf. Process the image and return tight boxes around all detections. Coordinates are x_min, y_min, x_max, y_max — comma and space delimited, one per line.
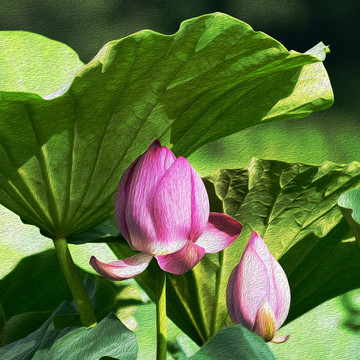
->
269, 289, 360, 359
0, 31, 83, 97
204, 159, 360, 328
0, 13, 332, 239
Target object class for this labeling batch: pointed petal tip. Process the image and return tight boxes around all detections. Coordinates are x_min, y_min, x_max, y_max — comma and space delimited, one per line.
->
248, 232, 270, 253
249, 230, 261, 244
151, 139, 161, 147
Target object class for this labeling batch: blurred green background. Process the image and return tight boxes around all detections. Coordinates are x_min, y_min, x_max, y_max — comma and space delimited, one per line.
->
1, 1, 359, 359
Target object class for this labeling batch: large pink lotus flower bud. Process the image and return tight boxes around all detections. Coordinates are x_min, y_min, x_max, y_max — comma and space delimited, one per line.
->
226, 231, 290, 343
90, 140, 242, 279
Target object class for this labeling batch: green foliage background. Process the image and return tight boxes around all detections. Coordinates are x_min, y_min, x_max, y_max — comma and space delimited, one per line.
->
0, 1, 359, 359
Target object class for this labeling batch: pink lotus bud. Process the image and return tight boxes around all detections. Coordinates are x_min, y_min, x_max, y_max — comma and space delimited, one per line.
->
226, 231, 290, 343
90, 140, 242, 279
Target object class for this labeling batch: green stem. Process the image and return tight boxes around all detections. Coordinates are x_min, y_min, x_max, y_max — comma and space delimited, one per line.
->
212, 250, 224, 336
156, 268, 167, 360
53, 237, 97, 327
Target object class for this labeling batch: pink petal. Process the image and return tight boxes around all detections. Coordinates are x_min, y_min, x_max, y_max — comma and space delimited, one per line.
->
151, 157, 194, 254
247, 232, 277, 312
226, 244, 270, 329
89, 253, 153, 281
195, 213, 242, 253
156, 241, 206, 275
123, 141, 176, 253
247, 232, 272, 268
188, 163, 210, 241
248, 232, 291, 329
271, 256, 291, 330
114, 157, 139, 242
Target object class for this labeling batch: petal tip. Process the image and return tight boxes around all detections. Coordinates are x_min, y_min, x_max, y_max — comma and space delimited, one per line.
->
89, 255, 97, 267
271, 334, 290, 344
151, 139, 161, 148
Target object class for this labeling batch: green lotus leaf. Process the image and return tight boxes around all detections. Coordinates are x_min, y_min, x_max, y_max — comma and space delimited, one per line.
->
204, 159, 360, 329
188, 324, 277, 360
0, 302, 138, 360
0, 13, 332, 239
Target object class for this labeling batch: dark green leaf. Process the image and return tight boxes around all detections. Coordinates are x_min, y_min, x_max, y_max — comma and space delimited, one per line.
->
338, 188, 360, 244
188, 325, 277, 360
0, 311, 52, 346
0, 249, 144, 344
0, 13, 332, 239
0, 302, 138, 360
0, 302, 76, 359
0, 250, 73, 318
67, 218, 119, 244
0, 301, 5, 330
279, 221, 360, 322
204, 159, 360, 326
52, 313, 82, 330
42, 313, 138, 360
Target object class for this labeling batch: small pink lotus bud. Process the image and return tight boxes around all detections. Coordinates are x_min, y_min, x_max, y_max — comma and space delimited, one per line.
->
226, 231, 290, 343
90, 140, 242, 279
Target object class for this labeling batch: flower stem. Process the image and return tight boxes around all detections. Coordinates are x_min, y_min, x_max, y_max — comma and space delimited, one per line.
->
156, 268, 167, 360
53, 237, 97, 327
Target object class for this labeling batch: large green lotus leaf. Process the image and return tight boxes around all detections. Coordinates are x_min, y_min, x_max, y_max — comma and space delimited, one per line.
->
0, 302, 138, 360
0, 13, 332, 239
338, 188, 360, 244
203, 159, 360, 331
188, 324, 277, 360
